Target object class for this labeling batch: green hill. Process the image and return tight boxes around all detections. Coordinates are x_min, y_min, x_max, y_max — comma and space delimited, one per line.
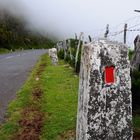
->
0, 10, 55, 50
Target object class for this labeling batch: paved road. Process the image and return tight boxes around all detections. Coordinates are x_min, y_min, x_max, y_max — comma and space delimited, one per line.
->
0, 49, 47, 123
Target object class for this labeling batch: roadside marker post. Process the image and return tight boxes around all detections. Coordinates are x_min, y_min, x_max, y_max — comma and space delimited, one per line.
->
76, 39, 133, 140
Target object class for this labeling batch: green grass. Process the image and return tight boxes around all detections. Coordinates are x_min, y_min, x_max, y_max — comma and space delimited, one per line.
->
133, 116, 140, 131
0, 76, 33, 139
0, 54, 79, 140
0, 48, 10, 54
40, 58, 79, 139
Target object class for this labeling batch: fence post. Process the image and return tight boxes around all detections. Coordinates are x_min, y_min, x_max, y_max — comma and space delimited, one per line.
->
88, 35, 92, 42
75, 33, 78, 40
63, 40, 67, 59
124, 23, 127, 44
104, 24, 109, 38
68, 39, 73, 61
75, 32, 83, 70
76, 39, 133, 140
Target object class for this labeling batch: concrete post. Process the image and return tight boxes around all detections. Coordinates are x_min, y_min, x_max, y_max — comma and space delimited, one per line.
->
131, 35, 140, 71
67, 39, 73, 61
63, 40, 68, 59
75, 32, 84, 69
49, 48, 58, 65
76, 39, 133, 140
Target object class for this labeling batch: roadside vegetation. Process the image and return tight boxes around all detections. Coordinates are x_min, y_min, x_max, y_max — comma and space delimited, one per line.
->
128, 49, 134, 60
0, 54, 79, 140
132, 69, 140, 137
0, 48, 10, 54
128, 49, 140, 136
57, 39, 82, 73
40, 57, 79, 140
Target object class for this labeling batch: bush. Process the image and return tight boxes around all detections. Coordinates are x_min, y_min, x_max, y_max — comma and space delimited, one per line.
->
57, 38, 83, 73
57, 49, 64, 59
129, 49, 134, 60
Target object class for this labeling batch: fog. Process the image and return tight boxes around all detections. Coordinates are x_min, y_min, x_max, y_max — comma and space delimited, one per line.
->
0, 0, 140, 45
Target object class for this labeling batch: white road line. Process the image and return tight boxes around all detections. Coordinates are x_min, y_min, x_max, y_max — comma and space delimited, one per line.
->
4, 53, 27, 60
5, 56, 14, 59
22, 53, 26, 56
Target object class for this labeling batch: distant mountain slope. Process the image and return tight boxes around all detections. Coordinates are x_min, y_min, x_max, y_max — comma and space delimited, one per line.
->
0, 10, 55, 50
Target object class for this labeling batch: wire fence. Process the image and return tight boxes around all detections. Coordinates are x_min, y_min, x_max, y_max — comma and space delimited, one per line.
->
80, 15, 140, 48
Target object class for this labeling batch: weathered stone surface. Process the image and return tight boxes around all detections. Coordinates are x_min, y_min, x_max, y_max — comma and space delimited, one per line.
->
49, 48, 58, 65
76, 39, 133, 140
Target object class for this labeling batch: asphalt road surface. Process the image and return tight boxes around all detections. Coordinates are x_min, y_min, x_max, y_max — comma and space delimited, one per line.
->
0, 49, 47, 123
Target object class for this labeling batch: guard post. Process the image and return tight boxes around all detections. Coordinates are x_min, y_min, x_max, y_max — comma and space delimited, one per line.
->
76, 39, 133, 140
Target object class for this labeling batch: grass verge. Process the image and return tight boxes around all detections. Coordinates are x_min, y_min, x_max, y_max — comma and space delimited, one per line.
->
40, 59, 79, 140
133, 116, 140, 130
0, 48, 10, 54
0, 54, 79, 140
133, 115, 140, 138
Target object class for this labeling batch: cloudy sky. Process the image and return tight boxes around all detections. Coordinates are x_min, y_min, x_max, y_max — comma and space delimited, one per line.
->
0, 0, 140, 46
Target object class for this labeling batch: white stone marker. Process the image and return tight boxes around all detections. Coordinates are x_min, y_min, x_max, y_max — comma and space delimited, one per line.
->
76, 39, 133, 140
49, 48, 58, 65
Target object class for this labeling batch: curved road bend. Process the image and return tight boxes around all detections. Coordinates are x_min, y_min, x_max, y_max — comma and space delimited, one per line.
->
0, 49, 47, 123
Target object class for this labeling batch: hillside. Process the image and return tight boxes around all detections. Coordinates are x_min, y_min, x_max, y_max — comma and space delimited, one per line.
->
0, 10, 55, 50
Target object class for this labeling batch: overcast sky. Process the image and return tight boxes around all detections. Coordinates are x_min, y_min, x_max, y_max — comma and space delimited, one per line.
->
0, 0, 140, 46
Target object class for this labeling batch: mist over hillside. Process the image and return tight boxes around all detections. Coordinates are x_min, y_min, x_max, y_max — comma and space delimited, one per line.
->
0, 9, 55, 50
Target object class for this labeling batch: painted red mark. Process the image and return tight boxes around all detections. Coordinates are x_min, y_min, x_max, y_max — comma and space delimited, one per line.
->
105, 66, 115, 84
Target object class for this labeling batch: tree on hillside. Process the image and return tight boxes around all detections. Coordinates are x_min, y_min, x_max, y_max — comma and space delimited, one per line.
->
0, 10, 55, 50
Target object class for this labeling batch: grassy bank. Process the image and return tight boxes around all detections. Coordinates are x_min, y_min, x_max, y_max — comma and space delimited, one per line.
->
0, 54, 79, 140
40, 59, 79, 139
0, 48, 10, 54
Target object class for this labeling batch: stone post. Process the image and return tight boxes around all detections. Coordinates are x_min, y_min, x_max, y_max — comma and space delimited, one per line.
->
76, 39, 133, 140
63, 40, 68, 59
131, 35, 140, 71
75, 32, 84, 69
49, 48, 58, 65
67, 39, 73, 61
